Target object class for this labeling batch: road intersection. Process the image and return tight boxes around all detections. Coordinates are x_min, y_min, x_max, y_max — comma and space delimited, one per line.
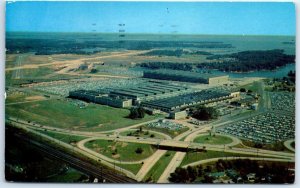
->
7, 115, 295, 182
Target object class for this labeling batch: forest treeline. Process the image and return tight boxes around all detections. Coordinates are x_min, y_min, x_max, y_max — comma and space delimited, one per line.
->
140, 49, 295, 72
6, 38, 232, 55
199, 49, 295, 72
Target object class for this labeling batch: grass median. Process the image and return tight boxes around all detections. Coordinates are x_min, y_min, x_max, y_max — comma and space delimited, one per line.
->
85, 139, 156, 162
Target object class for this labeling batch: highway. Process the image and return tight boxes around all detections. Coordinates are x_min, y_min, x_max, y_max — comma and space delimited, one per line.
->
6, 116, 295, 183
11, 130, 136, 183
182, 156, 295, 168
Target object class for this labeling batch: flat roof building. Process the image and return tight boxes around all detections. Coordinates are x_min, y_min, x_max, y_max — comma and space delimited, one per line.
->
143, 69, 229, 84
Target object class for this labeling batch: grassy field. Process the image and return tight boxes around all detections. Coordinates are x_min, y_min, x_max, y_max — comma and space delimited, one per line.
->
193, 134, 233, 145
239, 81, 261, 92
180, 150, 257, 167
242, 139, 292, 153
143, 151, 176, 182
36, 130, 87, 144
6, 89, 47, 104
6, 91, 29, 103
6, 99, 159, 131
119, 129, 166, 139
85, 139, 156, 162
21, 67, 54, 78
116, 163, 143, 175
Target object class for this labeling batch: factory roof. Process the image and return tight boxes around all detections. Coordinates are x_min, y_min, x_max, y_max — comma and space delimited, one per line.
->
144, 69, 228, 79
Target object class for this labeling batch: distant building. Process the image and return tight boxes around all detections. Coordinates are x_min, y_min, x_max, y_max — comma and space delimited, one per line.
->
169, 110, 187, 120
143, 69, 229, 85
251, 103, 259, 110
109, 80, 190, 104
141, 89, 235, 112
69, 81, 239, 112
69, 90, 132, 108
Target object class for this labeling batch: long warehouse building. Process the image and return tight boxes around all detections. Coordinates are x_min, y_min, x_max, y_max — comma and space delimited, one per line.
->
143, 69, 229, 84
141, 90, 238, 112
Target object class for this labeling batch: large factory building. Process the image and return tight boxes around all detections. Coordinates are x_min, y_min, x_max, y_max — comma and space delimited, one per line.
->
143, 69, 229, 85
141, 89, 236, 112
69, 81, 191, 108
69, 80, 239, 119
69, 90, 132, 108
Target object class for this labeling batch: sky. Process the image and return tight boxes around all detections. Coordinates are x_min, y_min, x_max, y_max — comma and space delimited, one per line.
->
6, 1, 296, 35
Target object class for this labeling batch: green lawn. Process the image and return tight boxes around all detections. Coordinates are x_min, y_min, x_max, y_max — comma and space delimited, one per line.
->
36, 130, 87, 144
6, 92, 28, 103
22, 67, 54, 78
119, 129, 166, 139
116, 163, 143, 175
193, 134, 233, 145
85, 139, 156, 162
239, 81, 260, 92
143, 151, 176, 182
242, 139, 292, 152
180, 150, 257, 167
6, 99, 159, 131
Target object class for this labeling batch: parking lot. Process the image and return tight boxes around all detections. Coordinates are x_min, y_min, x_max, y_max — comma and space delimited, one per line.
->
270, 92, 295, 114
147, 119, 184, 131
34, 78, 146, 96
217, 112, 295, 144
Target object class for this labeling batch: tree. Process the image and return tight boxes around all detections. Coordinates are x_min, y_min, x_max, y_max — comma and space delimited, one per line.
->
192, 106, 218, 120
169, 167, 189, 183
197, 165, 203, 176
187, 166, 197, 182
135, 147, 143, 154
128, 107, 145, 119
90, 68, 98, 73
129, 108, 138, 119
137, 107, 145, 118
203, 175, 213, 183
240, 88, 246, 92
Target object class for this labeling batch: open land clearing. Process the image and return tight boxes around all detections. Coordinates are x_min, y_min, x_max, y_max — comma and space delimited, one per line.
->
6, 99, 159, 131
193, 134, 234, 145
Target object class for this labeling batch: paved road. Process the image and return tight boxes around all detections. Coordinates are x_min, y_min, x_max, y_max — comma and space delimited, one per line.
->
12, 131, 136, 183
182, 156, 294, 168
7, 118, 295, 183
8, 118, 294, 159
135, 149, 167, 181
157, 151, 186, 183
9, 122, 137, 180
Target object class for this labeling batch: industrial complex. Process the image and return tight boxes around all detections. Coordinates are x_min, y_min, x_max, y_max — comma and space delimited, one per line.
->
69, 77, 240, 119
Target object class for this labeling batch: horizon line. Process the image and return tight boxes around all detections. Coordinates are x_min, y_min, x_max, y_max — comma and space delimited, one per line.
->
5, 31, 296, 37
